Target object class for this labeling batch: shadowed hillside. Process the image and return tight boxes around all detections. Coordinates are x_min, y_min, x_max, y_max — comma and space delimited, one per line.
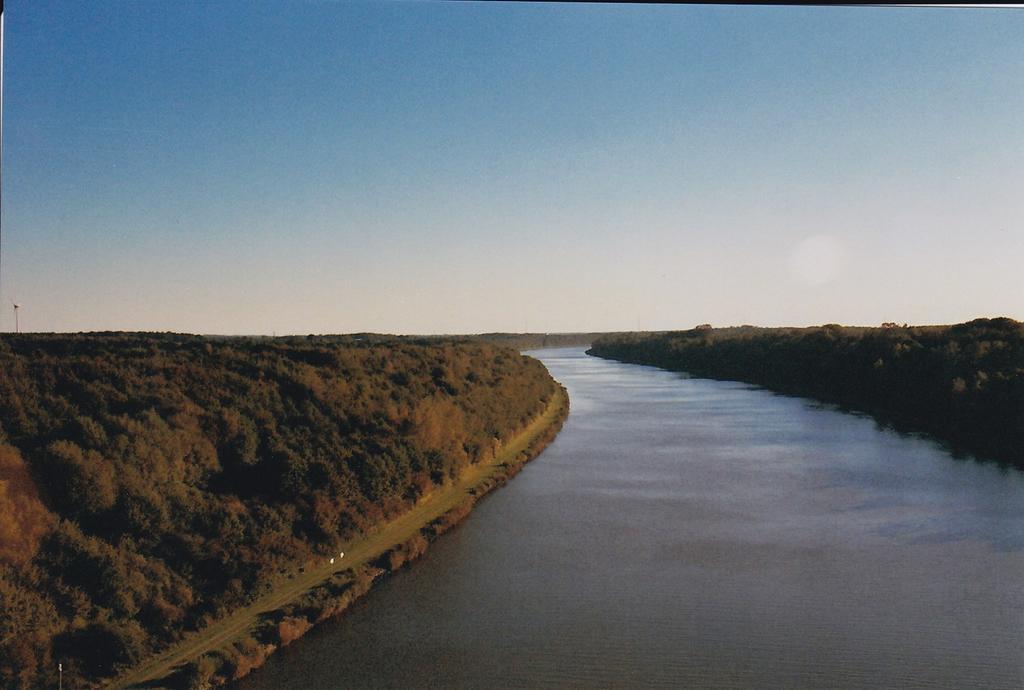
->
589, 319, 1024, 466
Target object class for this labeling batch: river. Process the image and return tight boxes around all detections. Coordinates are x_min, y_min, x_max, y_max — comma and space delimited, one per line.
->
236, 347, 1024, 688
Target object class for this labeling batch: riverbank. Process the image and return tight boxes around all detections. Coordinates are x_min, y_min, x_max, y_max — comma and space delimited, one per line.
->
589, 319, 1024, 467
112, 384, 569, 689
224, 347, 1024, 690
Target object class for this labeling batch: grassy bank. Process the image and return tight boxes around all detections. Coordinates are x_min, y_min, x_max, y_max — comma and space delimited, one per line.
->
113, 385, 569, 689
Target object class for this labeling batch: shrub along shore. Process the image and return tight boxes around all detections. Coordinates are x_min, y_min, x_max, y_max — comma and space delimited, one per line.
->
589, 318, 1024, 467
120, 386, 568, 689
0, 334, 567, 689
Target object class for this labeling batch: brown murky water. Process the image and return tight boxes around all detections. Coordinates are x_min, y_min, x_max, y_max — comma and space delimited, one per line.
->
236, 348, 1024, 688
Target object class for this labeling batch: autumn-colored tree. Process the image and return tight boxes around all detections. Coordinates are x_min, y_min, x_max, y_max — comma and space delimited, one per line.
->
0, 332, 559, 688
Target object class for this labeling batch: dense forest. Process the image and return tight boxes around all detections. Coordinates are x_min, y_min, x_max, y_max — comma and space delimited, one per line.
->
222, 332, 610, 351
454, 333, 611, 350
589, 318, 1024, 466
0, 333, 561, 689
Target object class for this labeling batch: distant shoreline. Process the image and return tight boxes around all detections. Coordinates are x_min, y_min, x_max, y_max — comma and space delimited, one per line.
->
113, 384, 570, 689
588, 319, 1024, 468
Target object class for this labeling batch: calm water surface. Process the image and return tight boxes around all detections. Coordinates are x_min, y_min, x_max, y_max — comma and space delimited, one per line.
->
238, 348, 1024, 688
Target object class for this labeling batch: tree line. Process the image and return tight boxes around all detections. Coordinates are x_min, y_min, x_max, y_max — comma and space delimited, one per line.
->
589, 318, 1024, 467
0, 333, 560, 688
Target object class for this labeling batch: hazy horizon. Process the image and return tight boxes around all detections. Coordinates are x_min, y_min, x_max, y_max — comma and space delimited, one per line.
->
2, 2, 1022, 335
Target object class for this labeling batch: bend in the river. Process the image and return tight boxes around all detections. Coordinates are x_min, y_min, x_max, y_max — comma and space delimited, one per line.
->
236, 347, 1024, 689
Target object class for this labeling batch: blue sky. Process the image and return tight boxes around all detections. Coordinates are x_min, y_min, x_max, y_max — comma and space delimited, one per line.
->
2, 2, 1022, 334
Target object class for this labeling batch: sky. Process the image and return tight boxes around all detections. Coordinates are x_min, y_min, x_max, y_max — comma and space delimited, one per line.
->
2, 2, 1022, 335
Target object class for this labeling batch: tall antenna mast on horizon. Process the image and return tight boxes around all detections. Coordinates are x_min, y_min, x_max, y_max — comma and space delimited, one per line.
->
12, 301, 19, 333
